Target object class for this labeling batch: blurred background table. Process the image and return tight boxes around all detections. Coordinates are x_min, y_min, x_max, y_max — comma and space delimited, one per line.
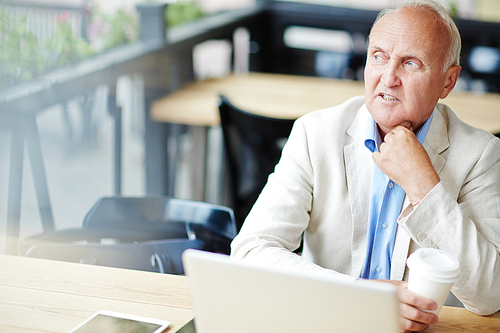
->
151, 72, 500, 133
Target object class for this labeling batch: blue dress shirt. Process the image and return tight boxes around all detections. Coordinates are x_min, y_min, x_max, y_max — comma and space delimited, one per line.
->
360, 115, 433, 279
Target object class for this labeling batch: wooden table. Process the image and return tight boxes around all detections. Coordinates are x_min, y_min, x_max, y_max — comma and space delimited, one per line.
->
0, 254, 194, 333
1, 254, 499, 333
150, 72, 500, 202
151, 72, 500, 134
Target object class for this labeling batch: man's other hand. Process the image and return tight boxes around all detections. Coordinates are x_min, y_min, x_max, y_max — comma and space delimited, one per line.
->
376, 279, 439, 332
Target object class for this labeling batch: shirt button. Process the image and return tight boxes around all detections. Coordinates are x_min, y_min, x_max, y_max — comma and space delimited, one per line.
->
376, 267, 382, 273
382, 223, 388, 229
388, 182, 394, 189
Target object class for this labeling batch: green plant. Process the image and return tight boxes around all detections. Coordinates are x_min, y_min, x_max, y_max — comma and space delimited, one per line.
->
166, 1, 204, 27
0, 3, 139, 89
86, 3, 139, 53
0, 6, 44, 86
101, 8, 138, 50
449, 0, 459, 17
44, 17, 94, 70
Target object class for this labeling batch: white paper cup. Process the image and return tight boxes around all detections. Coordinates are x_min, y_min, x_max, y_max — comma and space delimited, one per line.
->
406, 248, 460, 315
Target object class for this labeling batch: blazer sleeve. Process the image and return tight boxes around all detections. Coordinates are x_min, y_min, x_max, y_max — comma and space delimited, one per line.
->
230, 114, 359, 283
398, 136, 500, 315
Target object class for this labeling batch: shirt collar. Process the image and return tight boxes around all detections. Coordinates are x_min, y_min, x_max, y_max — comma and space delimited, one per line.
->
364, 114, 433, 153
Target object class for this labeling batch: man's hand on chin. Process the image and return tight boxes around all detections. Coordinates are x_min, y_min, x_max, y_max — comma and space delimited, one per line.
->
372, 125, 440, 205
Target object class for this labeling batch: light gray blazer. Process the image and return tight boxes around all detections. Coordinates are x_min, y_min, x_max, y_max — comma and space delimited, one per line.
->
231, 96, 500, 315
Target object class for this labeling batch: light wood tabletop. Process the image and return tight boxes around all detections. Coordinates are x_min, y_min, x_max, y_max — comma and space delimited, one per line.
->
0, 254, 194, 333
151, 72, 500, 134
1, 253, 499, 333
426, 306, 500, 332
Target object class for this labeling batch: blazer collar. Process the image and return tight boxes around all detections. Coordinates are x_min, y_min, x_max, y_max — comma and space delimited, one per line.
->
346, 104, 371, 142
344, 104, 375, 276
423, 105, 449, 175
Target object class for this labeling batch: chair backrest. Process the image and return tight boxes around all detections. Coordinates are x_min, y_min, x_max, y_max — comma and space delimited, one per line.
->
218, 95, 295, 230
83, 196, 237, 240
20, 196, 237, 274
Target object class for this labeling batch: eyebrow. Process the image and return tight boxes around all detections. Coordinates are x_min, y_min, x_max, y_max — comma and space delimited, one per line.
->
368, 45, 424, 62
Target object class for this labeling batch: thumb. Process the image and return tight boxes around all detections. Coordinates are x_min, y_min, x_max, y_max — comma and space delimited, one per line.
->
371, 150, 382, 165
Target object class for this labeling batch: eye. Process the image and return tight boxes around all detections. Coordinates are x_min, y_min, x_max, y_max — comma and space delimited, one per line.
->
405, 60, 422, 68
372, 53, 385, 62
369, 49, 388, 65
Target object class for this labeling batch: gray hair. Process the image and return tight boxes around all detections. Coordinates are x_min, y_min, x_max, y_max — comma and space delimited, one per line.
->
372, 0, 461, 72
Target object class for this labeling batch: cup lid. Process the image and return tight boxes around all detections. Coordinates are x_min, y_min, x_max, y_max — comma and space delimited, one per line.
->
407, 248, 460, 282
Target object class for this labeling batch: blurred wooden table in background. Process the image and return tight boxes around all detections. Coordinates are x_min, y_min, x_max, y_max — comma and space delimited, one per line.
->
151, 72, 500, 134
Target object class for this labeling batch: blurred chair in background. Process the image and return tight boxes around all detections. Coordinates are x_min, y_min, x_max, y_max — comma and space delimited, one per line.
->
20, 196, 237, 274
218, 95, 295, 231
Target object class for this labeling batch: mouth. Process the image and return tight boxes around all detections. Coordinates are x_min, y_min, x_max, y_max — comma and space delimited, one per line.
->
380, 93, 398, 102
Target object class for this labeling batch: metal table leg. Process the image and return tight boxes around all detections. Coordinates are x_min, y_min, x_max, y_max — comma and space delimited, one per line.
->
6, 115, 54, 254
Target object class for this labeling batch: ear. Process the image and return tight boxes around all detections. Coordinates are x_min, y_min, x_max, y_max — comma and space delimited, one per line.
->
440, 66, 461, 99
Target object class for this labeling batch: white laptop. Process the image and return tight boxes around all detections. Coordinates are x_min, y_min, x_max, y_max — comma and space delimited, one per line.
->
182, 249, 400, 333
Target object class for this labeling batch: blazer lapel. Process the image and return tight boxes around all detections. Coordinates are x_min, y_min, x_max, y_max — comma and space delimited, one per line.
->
391, 106, 450, 280
344, 105, 373, 277
424, 107, 449, 174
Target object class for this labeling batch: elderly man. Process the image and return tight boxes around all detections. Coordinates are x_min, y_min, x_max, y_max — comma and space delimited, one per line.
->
231, 0, 500, 332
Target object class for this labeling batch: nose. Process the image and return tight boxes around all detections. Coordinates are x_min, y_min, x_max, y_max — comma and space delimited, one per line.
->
382, 62, 401, 87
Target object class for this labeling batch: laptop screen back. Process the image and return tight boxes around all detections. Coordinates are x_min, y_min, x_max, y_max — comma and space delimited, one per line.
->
182, 249, 400, 333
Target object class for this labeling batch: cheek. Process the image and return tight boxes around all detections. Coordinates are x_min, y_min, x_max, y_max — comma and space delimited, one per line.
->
403, 78, 429, 103
363, 72, 370, 89
410, 78, 442, 107
364, 69, 379, 95
364, 63, 376, 82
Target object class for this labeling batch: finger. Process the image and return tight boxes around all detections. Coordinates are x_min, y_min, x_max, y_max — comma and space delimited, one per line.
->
383, 131, 395, 143
399, 303, 438, 331
389, 126, 415, 140
399, 302, 438, 324
398, 280, 408, 288
400, 316, 430, 332
393, 124, 412, 132
398, 289, 437, 312
378, 142, 389, 154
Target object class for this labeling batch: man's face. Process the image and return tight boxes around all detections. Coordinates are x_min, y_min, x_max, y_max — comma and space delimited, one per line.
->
364, 7, 460, 136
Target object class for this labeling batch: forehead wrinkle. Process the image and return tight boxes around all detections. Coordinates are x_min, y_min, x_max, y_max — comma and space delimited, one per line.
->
369, 25, 417, 59
397, 6, 449, 63
369, 8, 445, 68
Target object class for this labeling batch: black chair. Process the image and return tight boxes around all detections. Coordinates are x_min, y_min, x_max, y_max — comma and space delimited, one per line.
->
218, 95, 295, 231
20, 196, 237, 274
